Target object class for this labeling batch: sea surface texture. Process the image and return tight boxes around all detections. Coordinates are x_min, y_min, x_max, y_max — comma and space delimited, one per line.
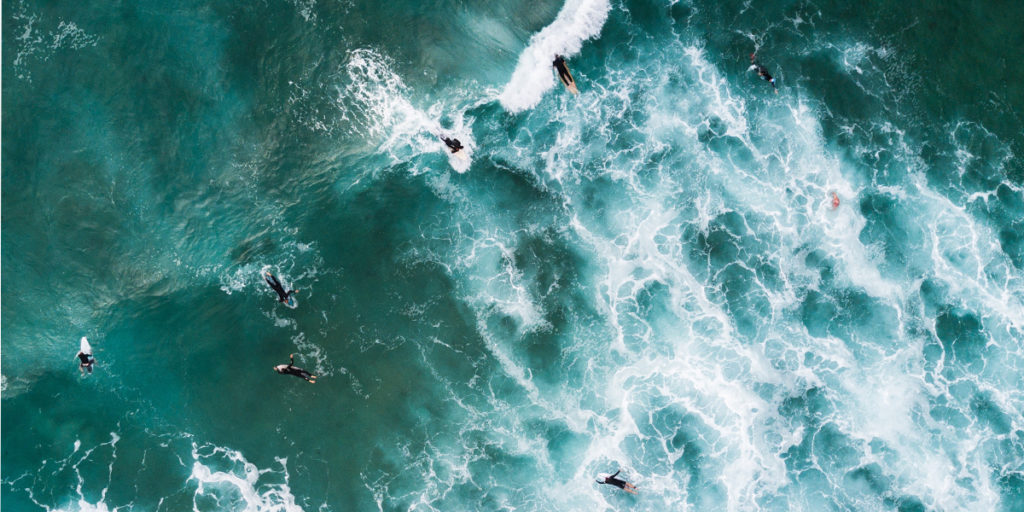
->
3, 0, 1024, 510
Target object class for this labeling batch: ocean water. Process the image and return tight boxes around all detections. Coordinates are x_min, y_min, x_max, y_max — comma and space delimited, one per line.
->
3, 0, 1023, 510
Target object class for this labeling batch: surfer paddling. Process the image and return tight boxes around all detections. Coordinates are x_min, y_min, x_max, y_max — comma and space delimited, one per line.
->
596, 470, 638, 495
274, 354, 317, 383
750, 54, 778, 93
264, 272, 297, 304
553, 55, 579, 95
76, 338, 96, 374
76, 351, 96, 374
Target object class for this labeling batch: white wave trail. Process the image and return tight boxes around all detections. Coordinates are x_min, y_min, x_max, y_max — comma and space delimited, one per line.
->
498, 0, 611, 113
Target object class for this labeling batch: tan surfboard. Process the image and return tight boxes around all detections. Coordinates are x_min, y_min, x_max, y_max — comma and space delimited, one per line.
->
560, 72, 579, 95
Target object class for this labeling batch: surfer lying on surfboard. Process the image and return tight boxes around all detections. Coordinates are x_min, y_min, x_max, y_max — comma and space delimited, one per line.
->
274, 354, 317, 383
553, 55, 579, 95
596, 470, 638, 495
750, 53, 778, 93
76, 343, 96, 374
264, 272, 297, 304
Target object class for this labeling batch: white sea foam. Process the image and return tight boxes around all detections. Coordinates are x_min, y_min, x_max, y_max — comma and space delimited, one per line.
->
189, 443, 303, 512
288, 0, 317, 23
498, 0, 611, 113
10, 0, 99, 82
339, 48, 476, 172
7, 431, 310, 512
5, 433, 121, 512
479, 34, 1021, 510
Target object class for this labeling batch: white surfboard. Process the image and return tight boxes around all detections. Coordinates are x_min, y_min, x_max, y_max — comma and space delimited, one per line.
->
448, 148, 471, 173
80, 336, 92, 355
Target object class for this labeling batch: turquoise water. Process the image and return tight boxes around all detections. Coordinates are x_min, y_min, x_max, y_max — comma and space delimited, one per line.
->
3, 0, 1023, 509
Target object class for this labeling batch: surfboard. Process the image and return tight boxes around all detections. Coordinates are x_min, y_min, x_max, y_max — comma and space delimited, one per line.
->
453, 149, 469, 161
560, 74, 579, 95
80, 336, 92, 356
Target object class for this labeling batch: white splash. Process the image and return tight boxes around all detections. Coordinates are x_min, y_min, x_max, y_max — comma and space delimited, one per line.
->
498, 0, 611, 113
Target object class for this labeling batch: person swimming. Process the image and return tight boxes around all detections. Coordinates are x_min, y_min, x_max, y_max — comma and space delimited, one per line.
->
750, 53, 778, 93
595, 470, 638, 495
264, 272, 297, 303
274, 353, 317, 383
440, 135, 463, 154
76, 351, 96, 374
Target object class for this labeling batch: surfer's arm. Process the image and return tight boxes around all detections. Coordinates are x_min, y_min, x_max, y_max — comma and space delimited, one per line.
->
610, 470, 620, 478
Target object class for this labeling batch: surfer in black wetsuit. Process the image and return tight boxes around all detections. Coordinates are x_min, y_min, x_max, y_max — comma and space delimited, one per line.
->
596, 470, 638, 494
750, 54, 778, 93
440, 135, 463, 154
264, 272, 297, 303
274, 353, 317, 383
552, 55, 575, 88
76, 351, 95, 374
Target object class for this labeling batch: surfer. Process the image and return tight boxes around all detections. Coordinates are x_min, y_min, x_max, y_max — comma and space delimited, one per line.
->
76, 350, 95, 374
274, 353, 317, 383
831, 192, 840, 209
595, 470, 638, 495
264, 272, 297, 303
552, 55, 579, 94
440, 135, 463, 154
750, 54, 778, 93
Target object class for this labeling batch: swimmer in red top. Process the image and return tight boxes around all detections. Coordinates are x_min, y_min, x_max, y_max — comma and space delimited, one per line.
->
831, 192, 840, 209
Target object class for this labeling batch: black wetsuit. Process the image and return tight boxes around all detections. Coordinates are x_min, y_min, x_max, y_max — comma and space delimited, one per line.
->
600, 470, 629, 490
441, 136, 463, 153
265, 273, 296, 303
78, 352, 95, 373
753, 63, 777, 89
276, 355, 315, 382
553, 56, 573, 85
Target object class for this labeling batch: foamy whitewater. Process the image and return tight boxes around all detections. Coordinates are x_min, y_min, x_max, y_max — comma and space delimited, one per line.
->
3, 0, 1023, 510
